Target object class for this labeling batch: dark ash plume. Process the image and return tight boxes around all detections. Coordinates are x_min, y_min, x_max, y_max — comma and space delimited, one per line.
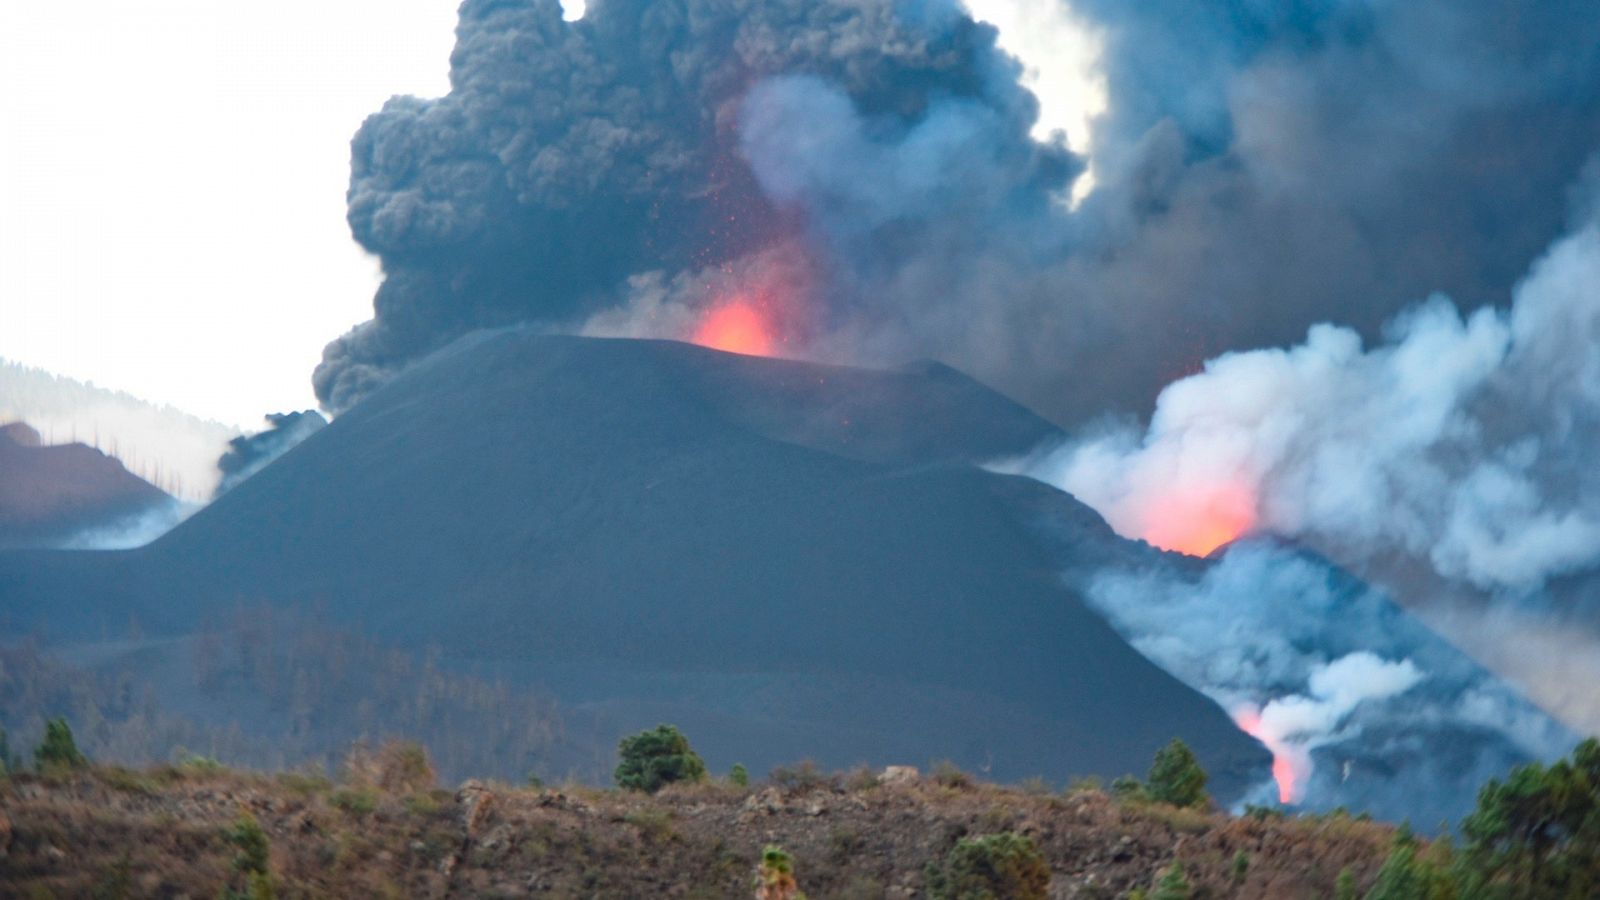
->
316, 0, 1068, 412
215, 411, 328, 496
317, 0, 1599, 426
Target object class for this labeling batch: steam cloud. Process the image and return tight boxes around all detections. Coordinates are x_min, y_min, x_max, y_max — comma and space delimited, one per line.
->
316, 0, 1600, 426
1040, 222, 1600, 593
1072, 541, 1573, 822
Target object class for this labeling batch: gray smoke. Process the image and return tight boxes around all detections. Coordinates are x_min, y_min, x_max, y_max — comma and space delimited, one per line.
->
316, 0, 1600, 425
215, 411, 328, 496
1067, 539, 1574, 823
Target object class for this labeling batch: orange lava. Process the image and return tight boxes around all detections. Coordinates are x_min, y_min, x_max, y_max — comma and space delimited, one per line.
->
692, 302, 774, 356
1235, 709, 1301, 804
1142, 481, 1256, 556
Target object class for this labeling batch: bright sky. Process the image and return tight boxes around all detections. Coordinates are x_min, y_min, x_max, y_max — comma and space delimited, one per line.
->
0, 1, 457, 428
0, 0, 1098, 430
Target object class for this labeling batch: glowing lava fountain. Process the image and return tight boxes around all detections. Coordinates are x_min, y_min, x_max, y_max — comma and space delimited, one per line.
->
692, 301, 775, 357
1234, 708, 1304, 805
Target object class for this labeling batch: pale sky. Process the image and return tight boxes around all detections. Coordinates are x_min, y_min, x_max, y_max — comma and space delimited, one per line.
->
0, 1, 458, 428
0, 0, 1097, 430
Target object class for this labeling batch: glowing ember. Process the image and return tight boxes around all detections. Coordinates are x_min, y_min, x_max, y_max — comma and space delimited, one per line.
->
1234, 709, 1302, 804
692, 302, 774, 356
1142, 481, 1256, 556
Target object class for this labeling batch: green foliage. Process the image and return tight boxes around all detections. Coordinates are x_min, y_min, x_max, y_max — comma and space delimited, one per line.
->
1231, 850, 1250, 883
614, 724, 707, 793
1336, 867, 1358, 900
1331, 864, 1356, 896
1150, 861, 1192, 900
757, 845, 806, 900
330, 787, 378, 815
222, 814, 276, 900
1146, 739, 1208, 809
1459, 737, 1600, 898
1364, 834, 1429, 900
926, 832, 1050, 900
730, 763, 750, 787
1111, 774, 1148, 804
34, 718, 87, 772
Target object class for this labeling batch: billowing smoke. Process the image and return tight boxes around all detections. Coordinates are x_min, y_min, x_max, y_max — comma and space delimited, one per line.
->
316, 0, 1600, 426
1021, 213, 1600, 736
215, 411, 328, 496
1035, 221, 1600, 591
1065, 539, 1573, 823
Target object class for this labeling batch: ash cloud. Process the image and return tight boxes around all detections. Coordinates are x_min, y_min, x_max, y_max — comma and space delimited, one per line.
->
215, 411, 327, 496
316, 0, 1600, 426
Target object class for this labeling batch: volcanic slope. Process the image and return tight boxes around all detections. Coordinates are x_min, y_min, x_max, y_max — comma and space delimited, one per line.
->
0, 331, 1268, 790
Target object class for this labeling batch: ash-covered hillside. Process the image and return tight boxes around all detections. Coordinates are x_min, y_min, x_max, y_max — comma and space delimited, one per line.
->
0, 331, 1269, 794
0, 422, 175, 549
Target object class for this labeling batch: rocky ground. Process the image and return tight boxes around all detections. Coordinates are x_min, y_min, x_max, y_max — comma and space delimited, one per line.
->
0, 757, 1404, 899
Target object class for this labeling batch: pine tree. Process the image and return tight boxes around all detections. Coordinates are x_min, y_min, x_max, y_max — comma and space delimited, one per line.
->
1147, 738, 1208, 808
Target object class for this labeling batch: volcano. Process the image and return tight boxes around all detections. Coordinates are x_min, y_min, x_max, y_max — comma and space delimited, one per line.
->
0, 330, 1273, 792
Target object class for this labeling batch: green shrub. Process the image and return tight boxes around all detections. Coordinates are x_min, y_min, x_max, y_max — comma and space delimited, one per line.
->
1111, 775, 1148, 803
330, 787, 379, 816
1146, 739, 1208, 809
1150, 861, 1191, 900
926, 832, 1050, 900
757, 845, 805, 900
614, 724, 707, 793
34, 718, 87, 773
222, 814, 275, 900
729, 763, 750, 787
1231, 851, 1249, 883
1335, 867, 1357, 900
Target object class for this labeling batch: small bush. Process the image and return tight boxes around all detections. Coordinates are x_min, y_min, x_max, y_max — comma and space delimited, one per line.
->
1231, 850, 1250, 883
624, 807, 676, 841
1150, 861, 1192, 900
926, 832, 1050, 900
1146, 739, 1208, 809
222, 814, 275, 900
345, 740, 435, 793
330, 787, 379, 816
175, 753, 227, 777
614, 724, 706, 793
729, 763, 750, 787
34, 718, 87, 773
1111, 775, 1148, 804
931, 759, 973, 789
757, 845, 805, 900
770, 760, 835, 792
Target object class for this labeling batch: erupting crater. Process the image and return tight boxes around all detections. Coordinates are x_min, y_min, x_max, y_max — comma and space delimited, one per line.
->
692, 301, 775, 357
1140, 481, 1256, 557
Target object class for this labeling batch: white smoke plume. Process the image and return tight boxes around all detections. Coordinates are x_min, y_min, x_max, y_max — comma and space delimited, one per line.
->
1073, 540, 1573, 820
1026, 219, 1600, 594
0, 360, 238, 500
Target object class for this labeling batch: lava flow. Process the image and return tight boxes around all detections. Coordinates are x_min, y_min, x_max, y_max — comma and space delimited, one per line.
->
1140, 480, 1257, 557
692, 301, 775, 356
1235, 708, 1303, 805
